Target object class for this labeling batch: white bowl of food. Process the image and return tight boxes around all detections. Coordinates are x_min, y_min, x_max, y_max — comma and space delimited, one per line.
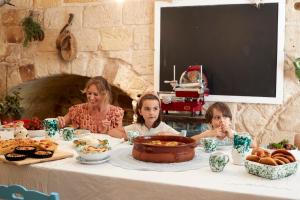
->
78, 145, 111, 161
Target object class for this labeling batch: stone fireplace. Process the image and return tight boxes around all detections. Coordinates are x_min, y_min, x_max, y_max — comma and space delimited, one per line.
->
9, 75, 134, 125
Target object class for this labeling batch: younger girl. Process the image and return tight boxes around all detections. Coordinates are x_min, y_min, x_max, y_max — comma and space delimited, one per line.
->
192, 102, 257, 147
192, 102, 234, 143
110, 93, 178, 138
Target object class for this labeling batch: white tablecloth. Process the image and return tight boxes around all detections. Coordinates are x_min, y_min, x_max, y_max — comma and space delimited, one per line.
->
0, 134, 299, 200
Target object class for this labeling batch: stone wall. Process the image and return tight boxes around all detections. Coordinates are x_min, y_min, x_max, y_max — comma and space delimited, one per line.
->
1, 0, 300, 145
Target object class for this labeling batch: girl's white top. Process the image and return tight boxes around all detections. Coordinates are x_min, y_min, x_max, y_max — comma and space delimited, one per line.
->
124, 122, 179, 136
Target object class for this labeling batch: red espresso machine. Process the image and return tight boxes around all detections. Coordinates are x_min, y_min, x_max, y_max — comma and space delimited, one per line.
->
160, 65, 209, 116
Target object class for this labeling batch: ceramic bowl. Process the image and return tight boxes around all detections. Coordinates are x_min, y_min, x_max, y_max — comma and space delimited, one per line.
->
245, 160, 298, 180
132, 135, 197, 163
78, 150, 110, 161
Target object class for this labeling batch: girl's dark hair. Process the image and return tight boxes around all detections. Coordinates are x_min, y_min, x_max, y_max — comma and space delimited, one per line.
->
83, 76, 112, 104
205, 102, 232, 123
136, 93, 161, 128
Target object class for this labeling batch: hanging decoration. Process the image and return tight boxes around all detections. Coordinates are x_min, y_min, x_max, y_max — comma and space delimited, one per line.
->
56, 13, 77, 62
21, 11, 45, 47
0, 0, 15, 7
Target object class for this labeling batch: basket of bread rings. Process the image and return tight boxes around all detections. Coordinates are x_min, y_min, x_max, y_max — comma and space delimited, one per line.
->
245, 148, 298, 180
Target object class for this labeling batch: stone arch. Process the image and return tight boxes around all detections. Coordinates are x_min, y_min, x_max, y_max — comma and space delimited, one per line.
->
10, 74, 134, 125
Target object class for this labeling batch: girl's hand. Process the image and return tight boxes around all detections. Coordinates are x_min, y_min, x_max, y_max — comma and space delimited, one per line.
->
220, 119, 231, 136
212, 127, 226, 139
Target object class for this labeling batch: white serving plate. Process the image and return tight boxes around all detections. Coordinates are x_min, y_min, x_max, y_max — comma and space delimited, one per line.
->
78, 149, 111, 161
76, 156, 110, 164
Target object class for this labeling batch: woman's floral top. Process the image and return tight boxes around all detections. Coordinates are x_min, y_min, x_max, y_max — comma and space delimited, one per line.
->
68, 103, 124, 133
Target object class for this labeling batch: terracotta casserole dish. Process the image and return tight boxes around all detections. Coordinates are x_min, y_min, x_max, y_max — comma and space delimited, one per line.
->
132, 135, 197, 163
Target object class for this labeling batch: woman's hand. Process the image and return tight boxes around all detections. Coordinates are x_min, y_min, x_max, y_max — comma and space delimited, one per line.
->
101, 119, 111, 133
57, 116, 66, 128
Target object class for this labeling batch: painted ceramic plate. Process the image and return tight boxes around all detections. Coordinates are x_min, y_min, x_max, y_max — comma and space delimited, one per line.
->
76, 156, 110, 165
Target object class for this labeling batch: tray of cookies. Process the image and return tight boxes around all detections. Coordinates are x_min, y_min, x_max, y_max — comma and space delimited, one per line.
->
245, 148, 298, 180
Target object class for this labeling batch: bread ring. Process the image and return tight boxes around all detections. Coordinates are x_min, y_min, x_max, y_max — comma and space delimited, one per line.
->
271, 150, 295, 162
263, 150, 270, 157
272, 156, 290, 164
273, 158, 285, 165
252, 148, 266, 157
246, 155, 260, 162
281, 155, 295, 162
259, 157, 277, 166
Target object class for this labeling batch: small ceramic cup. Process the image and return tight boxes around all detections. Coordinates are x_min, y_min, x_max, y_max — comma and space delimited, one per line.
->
209, 152, 229, 172
203, 137, 217, 153
43, 118, 59, 138
127, 130, 140, 145
232, 133, 251, 165
61, 127, 75, 141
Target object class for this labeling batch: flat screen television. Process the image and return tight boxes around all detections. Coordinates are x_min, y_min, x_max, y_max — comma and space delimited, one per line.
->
154, 0, 285, 104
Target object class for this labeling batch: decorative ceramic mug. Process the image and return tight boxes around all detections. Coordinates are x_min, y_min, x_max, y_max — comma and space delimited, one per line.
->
127, 130, 140, 145
61, 127, 75, 141
209, 152, 229, 172
43, 118, 59, 138
232, 133, 251, 165
203, 137, 217, 153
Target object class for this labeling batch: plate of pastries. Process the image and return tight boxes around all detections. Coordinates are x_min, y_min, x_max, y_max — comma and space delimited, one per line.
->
245, 148, 298, 179
0, 138, 58, 161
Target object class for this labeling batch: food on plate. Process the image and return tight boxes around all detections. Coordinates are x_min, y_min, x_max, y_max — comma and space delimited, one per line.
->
38, 139, 58, 151
245, 154, 260, 162
246, 148, 296, 166
267, 139, 297, 150
73, 138, 108, 148
251, 148, 270, 157
0, 139, 58, 155
258, 157, 278, 166
5, 153, 27, 161
78, 145, 111, 161
81, 145, 110, 153
15, 146, 36, 155
32, 150, 54, 159
271, 150, 296, 162
142, 140, 185, 146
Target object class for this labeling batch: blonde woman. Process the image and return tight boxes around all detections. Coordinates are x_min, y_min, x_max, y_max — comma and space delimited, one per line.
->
57, 76, 124, 135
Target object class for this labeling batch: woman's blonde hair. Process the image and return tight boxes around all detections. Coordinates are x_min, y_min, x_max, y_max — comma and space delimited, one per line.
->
83, 76, 112, 105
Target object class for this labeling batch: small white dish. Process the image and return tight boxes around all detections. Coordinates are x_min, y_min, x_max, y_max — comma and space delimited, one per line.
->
28, 130, 46, 138
76, 156, 110, 165
78, 149, 110, 161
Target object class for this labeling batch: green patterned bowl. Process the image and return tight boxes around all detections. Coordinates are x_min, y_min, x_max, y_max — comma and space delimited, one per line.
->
245, 160, 298, 180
